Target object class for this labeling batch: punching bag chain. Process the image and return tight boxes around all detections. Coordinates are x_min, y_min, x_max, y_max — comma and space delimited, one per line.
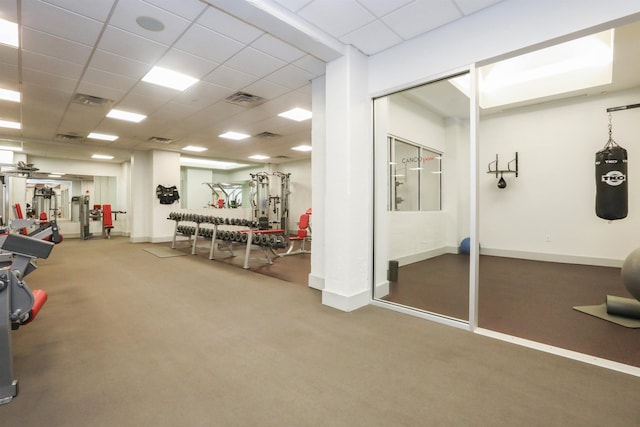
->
604, 112, 619, 149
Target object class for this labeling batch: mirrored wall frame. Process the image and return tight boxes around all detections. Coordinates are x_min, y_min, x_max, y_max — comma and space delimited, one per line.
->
372, 67, 479, 329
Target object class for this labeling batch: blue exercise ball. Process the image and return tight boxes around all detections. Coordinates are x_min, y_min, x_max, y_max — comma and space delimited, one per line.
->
459, 237, 471, 255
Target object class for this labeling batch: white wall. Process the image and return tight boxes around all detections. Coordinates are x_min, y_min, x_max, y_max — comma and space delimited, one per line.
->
479, 88, 640, 265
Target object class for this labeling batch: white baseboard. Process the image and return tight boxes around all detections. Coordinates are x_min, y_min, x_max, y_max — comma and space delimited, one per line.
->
394, 246, 458, 267
480, 248, 623, 268
322, 288, 370, 312
374, 280, 390, 299
308, 273, 324, 290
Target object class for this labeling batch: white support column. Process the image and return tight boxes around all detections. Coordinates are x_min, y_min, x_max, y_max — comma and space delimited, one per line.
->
151, 151, 181, 243
321, 46, 372, 311
130, 151, 152, 243
309, 75, 326, 290
130, 150, 181, 243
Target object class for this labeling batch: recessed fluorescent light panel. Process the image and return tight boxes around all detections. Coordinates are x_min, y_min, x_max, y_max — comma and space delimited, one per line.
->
48, 174, 62, 178
219, 131, 250, 140
249, 155, 270, 160
0, 18, 19, 48
107, 109, 146, 123
0, 88, 20, 102
291, 145, 312, 152
88, 132, 118, 141
91, 154, 114, 160
182, 145, 207, 152
180, 157, 249, 170
0, 119, 20, 129
142, 66, 199, 91
278, 108, 312, 121
0, 145, 22, 151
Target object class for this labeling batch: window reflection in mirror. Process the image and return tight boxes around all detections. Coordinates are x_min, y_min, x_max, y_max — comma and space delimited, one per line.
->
389, 136, 442, 211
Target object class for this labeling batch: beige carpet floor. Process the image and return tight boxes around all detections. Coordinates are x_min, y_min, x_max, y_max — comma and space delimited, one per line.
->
1, 237, 639, 426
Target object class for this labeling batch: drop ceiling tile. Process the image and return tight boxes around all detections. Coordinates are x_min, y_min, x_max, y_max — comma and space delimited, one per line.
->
202, 65, 257, 91
382, 0, 461, 40
298, 0, 376, 38
174, 24, 244, 64
157, 48, 219, 80
22, 28, 93, 65
292, 55, 326, 76
171, 82, 233, 109
0, 0, 18, 21
41, 0, 115, 21
355, 0, 414, 16
250, 34, 306, 62
150, 101, 202, 122
89, 50, 150, 80
22, 0, 104, 46
21, 83, 70, 109
242, 79, 290, 100
181, 101, 246, 130
21, 50, 84, 80
0, 63, 18, 88
82, 68, 138, 93
0, 103, 20, 120
454, 0, 503, 15
120, 84, 176, 111
98, 26, 168, 64
265, 65, 314, 90
142, 0, 208, 20
225, 47, 287, 78
21, 66, 79, 93
340, 20, 402, 55
108, 0, 192, 46
58, 113, 107, 136
196, 7, 263, 45
75, 81, 126, 104
0, 44, 18, 67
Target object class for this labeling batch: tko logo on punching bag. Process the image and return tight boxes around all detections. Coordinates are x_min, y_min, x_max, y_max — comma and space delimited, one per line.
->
595, 143, 628, 220
601, 170, 627, 186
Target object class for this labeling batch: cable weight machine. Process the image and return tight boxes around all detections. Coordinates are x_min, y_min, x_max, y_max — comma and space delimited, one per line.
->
249, 172, 290, 235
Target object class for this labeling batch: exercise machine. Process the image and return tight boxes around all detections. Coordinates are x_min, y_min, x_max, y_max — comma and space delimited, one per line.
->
0, 234, 54, 405
280, 209, 312, 256
249, 172, 290, 234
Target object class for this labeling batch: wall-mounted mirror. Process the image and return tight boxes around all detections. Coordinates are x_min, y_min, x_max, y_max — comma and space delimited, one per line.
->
373, 72, 471, 322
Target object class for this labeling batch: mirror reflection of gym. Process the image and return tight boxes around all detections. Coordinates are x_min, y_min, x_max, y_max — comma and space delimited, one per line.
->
374, 72, 471, 322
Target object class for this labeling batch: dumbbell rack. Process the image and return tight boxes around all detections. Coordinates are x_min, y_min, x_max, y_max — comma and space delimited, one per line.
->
167, 212, 287, 268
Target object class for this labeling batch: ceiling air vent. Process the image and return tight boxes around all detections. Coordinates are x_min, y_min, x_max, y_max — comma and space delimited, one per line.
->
147, 136, 174, 144
224, 91, 266, 107
55, 133, 85, 141
254, 131, 281, 139
272, 155, 290, 159
71, 93, 113, 107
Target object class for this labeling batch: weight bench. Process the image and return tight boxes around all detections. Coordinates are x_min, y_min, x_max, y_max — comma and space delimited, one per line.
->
0, 234, 54, 405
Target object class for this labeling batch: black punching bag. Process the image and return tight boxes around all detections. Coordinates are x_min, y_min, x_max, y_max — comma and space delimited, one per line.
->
595, 142, 628, 220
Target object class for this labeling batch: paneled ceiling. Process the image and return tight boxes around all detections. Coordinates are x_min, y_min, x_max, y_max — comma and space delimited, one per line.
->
0, 0, 504, 170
